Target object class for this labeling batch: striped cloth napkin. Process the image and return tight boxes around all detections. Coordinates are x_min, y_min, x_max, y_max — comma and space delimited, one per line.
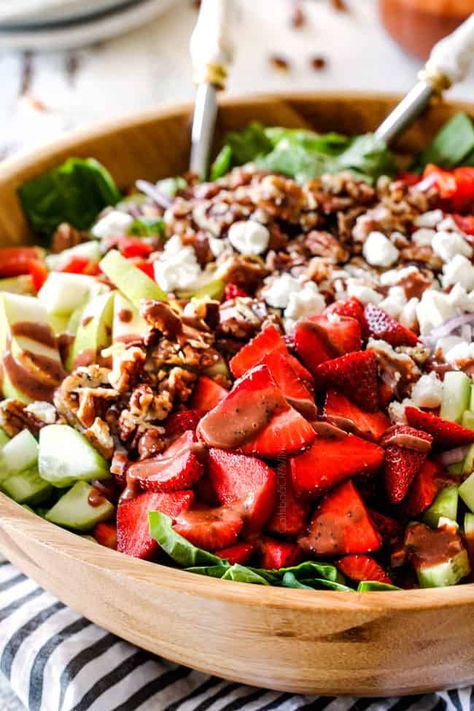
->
1, 558, 473, 711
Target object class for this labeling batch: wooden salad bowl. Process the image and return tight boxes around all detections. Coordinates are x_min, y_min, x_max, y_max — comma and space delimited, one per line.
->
1, 93, 474, 696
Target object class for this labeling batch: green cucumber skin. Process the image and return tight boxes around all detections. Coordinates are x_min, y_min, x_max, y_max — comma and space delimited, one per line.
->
45, 481, 114, 532
416, 550, 471, 588
0, 429, 38, 481
440, 372, 471, 423
424, 486, 458, 528
459, 472, 474, 513
39, 424, 109, 487
1, 466, 53, 505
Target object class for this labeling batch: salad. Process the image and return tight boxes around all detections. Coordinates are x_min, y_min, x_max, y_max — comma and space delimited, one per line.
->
2, 112, 474, 593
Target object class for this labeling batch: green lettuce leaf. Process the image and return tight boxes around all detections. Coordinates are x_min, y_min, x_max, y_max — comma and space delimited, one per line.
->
128, 217, 165, 237
148, 512, 225, 568
18, 157, 121, 236
416, 112, 474, 170
221, 564, 269, 585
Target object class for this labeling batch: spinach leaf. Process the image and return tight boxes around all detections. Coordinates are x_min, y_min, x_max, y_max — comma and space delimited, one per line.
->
224, 122, 273, 164
221, 564, 270, 585
356, 581, 401, 592
18, 158, 121, 236
416, 113, 474, 170
128, 217, 165, 237
186, 565, 230, 578
256, 144, 330, 184
255, 560, 342, 585
264, 127, 350, 155
210, 145, 233, 181
280, 572, 314, 590
333, 134, 396, 180
148, 512, 226, 568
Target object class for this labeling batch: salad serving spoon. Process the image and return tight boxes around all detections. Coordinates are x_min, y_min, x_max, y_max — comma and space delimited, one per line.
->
376, 14, 474, 145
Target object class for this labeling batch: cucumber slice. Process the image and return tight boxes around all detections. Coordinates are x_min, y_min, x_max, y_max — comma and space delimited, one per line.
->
45, 481, 114, 531
459, 472, 474, 513
39, 424, 109, 487
462, 411, 474, 431
463, 444, 474, 475
465, 512, 474, 537
448, 461, 465, 476
416, 549, 470, 588
0, 429, 10, 449
0, 429, 38, 482
99, 250, 166, 307
424, 486, 458, 528
2, 466, 53, 505
440, 371, 471, 423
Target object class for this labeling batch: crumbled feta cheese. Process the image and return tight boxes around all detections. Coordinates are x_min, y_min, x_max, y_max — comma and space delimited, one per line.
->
91, 210, 133, 238
388, 399, 413, 424
284, 282, 325, 332
380, 265, 419, 287
416, 290, 456, 335
399, 297, 419, 330
346, 280, 383, 305
442, 255, 474, 291
192, 202, 222, 236
362, 231, 399, 267
262, 273, 301, 309
379, 286, 407, 319
447, 283, 474, 313
435, 335, 465, 359
411, 228, 436, 247
437, 216, 461, 232
444, 341, 474, 365
411, 372, 443, 409
208, 236, 227, 258
414, 210, 444, 228
25, 401, 57, 424
153, 235, 202, 292
228, 220, 270, 256
432, 230, 473, 262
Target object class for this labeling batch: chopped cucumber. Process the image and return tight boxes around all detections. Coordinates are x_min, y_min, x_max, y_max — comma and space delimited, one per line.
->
469, 384, 474, 412
462, 411, 474, 431
416, 549, 470, 588
463, 444, 474, 475
0, 429, 38, 482
100, 250, 166, 306
0, 429, 10, 449
440, 371, 471, 423
465, 512, 474, 537
424, 486, 458, 528
459, 472, 474, 513
45, 481, 114, 531
448, 461, 465, 476
39, 424, 109, 487
1, 466, 53, 505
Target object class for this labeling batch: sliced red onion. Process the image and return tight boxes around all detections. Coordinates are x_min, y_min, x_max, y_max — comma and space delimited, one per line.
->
438, 445, 470, 466
136, 180, 173, 209
423, 313, 474, 347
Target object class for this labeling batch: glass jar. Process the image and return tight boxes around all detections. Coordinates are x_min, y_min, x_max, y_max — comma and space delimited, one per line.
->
379, 0, 474, 59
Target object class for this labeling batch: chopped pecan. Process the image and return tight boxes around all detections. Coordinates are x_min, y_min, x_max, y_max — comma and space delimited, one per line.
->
217, 254, 269, 292
140, 300, 181, 338
399, 245, 443, 271
137, 427, 167, 459
0, 398, 44, 437
108, 346, 147, 393
160, 367, 197, 403
54, 366, 117, 428
129, 384, 172, 421
84, 417, 114, 459
305, 230, 349, 262
218, 297, 280, 340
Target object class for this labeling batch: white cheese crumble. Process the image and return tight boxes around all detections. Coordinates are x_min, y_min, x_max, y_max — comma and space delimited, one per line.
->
153, 235, 202, 292
228, 220, 270, 255
380, 265, 419, 287
399, 297, 419, 330
346, 280, 383, 305
262, 273, 301, 309
91, 210, 133, 238
411, 228, 436, 247
447, 283, 474, 313
362, 231, 399, 268
432, 230, 473, 262
25, 401, 57, 424
388, 399, 413, 424
411, 372, 443, 409
208, 236, 228, 258
284, 282, 325, 333
414, 210, 444, 228
444, 342, 474, 365
379, 286, 407, 319
442, 255, 474, 291
416, 290, 456, 335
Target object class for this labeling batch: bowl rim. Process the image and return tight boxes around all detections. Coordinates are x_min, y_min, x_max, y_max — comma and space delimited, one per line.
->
2, 90, 474, 612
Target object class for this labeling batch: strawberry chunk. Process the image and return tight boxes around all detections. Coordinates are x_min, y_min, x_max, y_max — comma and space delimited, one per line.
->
290, 432, 384, 498
364, 303, 418, 347
216, 542, 254, 565
381, 425, 433, 504
267, 462, 309, 536
173, 505, 244, 551
337, 555, 392, 584
325, 297, 367, 334
315, 350, 379, 412
93, 522, 117, 550
224, 283, 248, 300
405, 407, 474, 448
369, 509, 403, 546
299, 480, 382, 556
191, 376, 228, 414
401, 460, 445, 517
294, 314, 362, 374
198, 365, 316, 457
128, 431, 204, 492
260, 539, 301, 569
229, 324, 286, 378
164, 410, 200, 437
260, 351, 317, 418
207, 448, 276, 532
117, 490, 194, 559
323, 389, 390, 442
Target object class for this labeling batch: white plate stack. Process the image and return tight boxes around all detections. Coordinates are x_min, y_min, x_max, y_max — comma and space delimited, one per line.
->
0, 0, 178, 50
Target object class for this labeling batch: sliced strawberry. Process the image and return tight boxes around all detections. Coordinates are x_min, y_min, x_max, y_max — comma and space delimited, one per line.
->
173, 505, 244, 551
401, 460, 445, 517
337, 555, 392, 584
290, 432, 384, 498
229, 324, 286, 378
117, 490, 194, 559
315, 350, 379, 412
405, 407, 474, 448
224, 283, 248, 300
369, 509, 403, 546
323, 389, 390, 442
191, 376, 228, 414
260, 539, 301, 569
207, 448, 276, 532
381, 425, 433, 504
198, 365, 316, 458
93, 522, 117, 549
128, 431, 204, 492
216, 542, 254, 565
267, 462, 309, 536
294, 314, 362, 375
299, 480, 382, 556
325, 297, 367, 334
260, 351, 317, 419
364, 303, 418, 347
164, 410, 200, 437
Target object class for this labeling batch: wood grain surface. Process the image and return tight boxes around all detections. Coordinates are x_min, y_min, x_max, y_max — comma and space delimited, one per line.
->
1, 93, 474, 696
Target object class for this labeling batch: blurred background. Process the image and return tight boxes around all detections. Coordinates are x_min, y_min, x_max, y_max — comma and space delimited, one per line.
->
1, 0, 474, 159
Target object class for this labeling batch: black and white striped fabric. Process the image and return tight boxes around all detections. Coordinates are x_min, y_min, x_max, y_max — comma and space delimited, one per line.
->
1, 559, 473, 711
